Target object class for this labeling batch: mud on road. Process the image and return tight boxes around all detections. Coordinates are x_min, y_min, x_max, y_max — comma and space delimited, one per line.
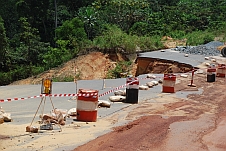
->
74, 73, 226, 151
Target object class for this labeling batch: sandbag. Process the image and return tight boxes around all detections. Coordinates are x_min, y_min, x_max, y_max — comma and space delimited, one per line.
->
98, 100, 111, 108
139, 85, 149, 90
109, 96, 126, 102
114, 90, 126, 96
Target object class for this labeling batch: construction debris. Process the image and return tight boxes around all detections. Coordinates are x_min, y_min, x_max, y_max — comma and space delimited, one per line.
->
26, 126, 38, 133
51, 108, 68, 121
40, 123, 53, 130
40, 112, 65, 126
0, 107, 12, 123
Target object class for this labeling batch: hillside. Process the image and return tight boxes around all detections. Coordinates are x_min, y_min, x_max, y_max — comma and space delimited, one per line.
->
10, 52, 138, 85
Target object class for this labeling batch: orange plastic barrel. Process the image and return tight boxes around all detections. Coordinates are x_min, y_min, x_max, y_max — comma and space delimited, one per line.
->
162, 74, 176, 93
77, 89, 98, 122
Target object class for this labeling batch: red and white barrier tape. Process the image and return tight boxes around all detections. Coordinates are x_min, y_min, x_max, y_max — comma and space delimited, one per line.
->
0, 93, 98, 103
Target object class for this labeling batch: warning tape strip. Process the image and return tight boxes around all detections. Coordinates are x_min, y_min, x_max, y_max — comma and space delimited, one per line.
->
0, 93, 98, 103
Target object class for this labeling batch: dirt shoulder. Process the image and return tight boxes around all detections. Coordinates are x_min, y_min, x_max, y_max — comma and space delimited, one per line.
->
74, 74, 226, 151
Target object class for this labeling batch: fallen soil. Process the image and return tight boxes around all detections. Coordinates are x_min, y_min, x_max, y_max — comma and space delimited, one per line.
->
74, 73, 226, 151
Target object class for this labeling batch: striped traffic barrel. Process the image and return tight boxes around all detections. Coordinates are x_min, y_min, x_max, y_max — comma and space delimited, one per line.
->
216, 64, 226, 77
162, 74, 176, 93
125, 76, 139, 104
77, 89, 98, 122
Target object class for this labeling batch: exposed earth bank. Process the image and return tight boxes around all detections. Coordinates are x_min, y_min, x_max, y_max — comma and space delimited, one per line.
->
74, 73, 226, 151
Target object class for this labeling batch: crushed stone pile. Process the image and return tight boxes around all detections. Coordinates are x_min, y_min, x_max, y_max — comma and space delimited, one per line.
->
174, 41, 224, 56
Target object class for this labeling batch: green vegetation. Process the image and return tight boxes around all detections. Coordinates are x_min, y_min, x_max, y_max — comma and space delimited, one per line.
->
0, 0, 226, 85
52, 76, 75, 82
107, 61, 132, 79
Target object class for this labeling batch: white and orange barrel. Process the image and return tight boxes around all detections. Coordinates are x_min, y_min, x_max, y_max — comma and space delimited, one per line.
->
216, 64, 226, 77
126, 77, 139, 89
77, 89, 98, 122
162, 74, 176, 93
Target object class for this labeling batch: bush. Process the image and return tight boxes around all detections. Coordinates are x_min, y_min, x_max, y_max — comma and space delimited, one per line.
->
52, 76, 74, 82
93, 24, 164, 53
107, 61, 132, 79
186, 30, 215, 46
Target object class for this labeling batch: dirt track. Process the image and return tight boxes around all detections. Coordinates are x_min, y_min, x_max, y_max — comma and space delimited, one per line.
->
74, 73, 226, 151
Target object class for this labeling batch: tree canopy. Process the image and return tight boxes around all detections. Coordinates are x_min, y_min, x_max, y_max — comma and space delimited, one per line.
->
0, 0, 226, 85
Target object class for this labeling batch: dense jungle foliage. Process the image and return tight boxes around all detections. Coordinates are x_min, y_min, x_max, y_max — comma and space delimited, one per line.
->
0, 0, 226, 85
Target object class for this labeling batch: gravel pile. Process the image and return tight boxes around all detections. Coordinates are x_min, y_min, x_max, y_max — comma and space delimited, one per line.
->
174, 41, 224, 56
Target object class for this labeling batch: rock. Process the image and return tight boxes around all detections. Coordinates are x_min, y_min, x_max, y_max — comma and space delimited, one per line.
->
26, 126, 38, 133
139, 85, 149, 90
211, 59, 216, 62
146, 74, 156, 79
146, 81, 158, 87
151, 80, 158, 86
180, 74, 188, 78
3, 113, 12, 122
0, 114, 4, 124
114, 90, 126, 96
109, 96, 126, 102
98, 100, 111, 108
57, 112, 65, 125
205, 62, 210, 67
0, 107, 12, 123
51, 108, 68, 120
205, 57, 210, 60
68, 108, 77, 116
196, 69, 204, 74
146, 82, 154, 88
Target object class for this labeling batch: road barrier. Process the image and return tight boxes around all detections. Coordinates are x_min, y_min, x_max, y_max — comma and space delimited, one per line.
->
77, 89, 99, 122
125, 76, 139, 104
162, 74, 176, 93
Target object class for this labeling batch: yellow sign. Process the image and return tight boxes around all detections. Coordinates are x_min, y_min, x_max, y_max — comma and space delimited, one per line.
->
41, 78, 52, 94
44, 79, 51, 88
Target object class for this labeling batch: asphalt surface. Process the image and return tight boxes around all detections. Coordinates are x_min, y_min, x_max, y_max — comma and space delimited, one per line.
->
0, 50, 207, 126
138, 49, 208, 67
